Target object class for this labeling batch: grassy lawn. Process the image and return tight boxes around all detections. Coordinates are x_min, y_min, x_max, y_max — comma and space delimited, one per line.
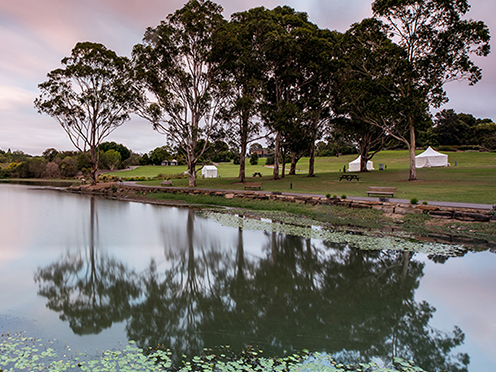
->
108, 150, 496, 204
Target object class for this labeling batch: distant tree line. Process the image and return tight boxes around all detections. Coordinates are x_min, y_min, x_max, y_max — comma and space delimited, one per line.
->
31, 0, 489, 184
0, 142, 139, 180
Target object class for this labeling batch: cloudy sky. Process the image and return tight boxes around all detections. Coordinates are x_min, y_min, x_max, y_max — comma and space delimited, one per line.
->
0, 0, 494, 155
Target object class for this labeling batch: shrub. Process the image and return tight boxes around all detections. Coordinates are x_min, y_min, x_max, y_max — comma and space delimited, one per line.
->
232, 153, 240, 165
59, 157, 78, 178
341, 194, 347, 199
265, 154, 275, 165
326, 193, 331, 198
44, 162, 60, 179
98, 174, 118, 182
332, 194, 337, 198
437, 145, 457, 152
410, 197, 419, 205
249, 152, 259, 165
0, 168, 12, 179
422, 201, 428, 205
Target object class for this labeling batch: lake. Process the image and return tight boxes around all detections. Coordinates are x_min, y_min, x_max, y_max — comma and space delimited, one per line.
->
0, 183, 495, 371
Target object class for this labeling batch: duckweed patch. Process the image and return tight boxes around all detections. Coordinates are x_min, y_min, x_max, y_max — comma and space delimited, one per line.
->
0, 332, 428, 372
199, 211, 468, 257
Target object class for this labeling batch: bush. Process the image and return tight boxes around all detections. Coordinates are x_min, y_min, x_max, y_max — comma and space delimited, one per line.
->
410, 197, 419, 205
98, 174, 118, 183
326, 193, 331, 198
0, 168, 12, 179
341, 194, 347, 199
422, 201, 428, 205
437, 145, 457, 152
318, 149, 333, 157
232, 153, 240, 165
249, 152, 259, 166
59, 157, 78, 178
44, 162, 60, 179
265, 154, 275, 165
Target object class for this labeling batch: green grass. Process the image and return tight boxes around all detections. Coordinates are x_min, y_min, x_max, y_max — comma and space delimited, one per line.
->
109, 150, 496, 204
148, 192, 388, 229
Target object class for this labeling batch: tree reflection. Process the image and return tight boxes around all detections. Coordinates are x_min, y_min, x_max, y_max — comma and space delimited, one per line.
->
35, 208, 469, 371
34, 197, 140, 334
126, 209, 232, 359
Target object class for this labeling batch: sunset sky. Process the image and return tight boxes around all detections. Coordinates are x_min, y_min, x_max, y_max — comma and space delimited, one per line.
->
1, 0, 494, 155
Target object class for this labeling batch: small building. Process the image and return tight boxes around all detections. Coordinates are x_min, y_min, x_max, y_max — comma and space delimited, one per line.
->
201, 165, 218, 178
161, 159, 178, 166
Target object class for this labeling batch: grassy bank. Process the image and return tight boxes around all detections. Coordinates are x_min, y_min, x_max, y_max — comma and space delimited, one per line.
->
145, 190, 496, 245
110, 150, 496, 204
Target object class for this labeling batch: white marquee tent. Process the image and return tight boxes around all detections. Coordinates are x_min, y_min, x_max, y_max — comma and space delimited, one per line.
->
348, 156, 374, 172
201, 165, 218, 178
415, 147, 449, 168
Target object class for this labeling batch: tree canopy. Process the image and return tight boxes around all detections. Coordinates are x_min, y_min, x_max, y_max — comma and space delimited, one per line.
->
132, 0, 227, 187
34, 42, 138, 184
372, 0, 490, 180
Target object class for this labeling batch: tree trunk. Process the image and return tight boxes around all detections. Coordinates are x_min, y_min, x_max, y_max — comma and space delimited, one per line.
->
360, 151, 368, 173
408, 119, 417, 181
308, 139, 316, 177
272, 131, 281, 180
281, 151, 286, 179
188, 162, 196, 187
289, 151, 297, 175
238, 124, 247, 183
90, 163, 98, 185
239, 146, 246, 183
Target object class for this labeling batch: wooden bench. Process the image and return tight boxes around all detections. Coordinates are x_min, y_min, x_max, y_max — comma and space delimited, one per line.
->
253, 172, 262, 177
366, 186, 396, 199
244, 182, 262, 190
340, 174, 360, 181
161, 180, 173, 186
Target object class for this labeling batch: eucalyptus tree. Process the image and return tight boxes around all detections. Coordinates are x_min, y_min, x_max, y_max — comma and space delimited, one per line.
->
258, 7, 339, 180
372, 0, 490, 180
34, 42, 138, 185
297, 27, 339, 177
132, 0, 227, 187
332, 19, 408, 172
211, 8, 266, 183
232, 6, 311, 180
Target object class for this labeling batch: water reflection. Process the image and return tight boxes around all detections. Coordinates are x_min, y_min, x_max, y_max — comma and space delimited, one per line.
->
35, 197, 140, 334
34, 201, 469, 372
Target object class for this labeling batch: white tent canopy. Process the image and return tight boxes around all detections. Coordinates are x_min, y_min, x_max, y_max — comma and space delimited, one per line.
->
348, 156, 374, 172
201, 165, 218, 178
415, 147, 449, 168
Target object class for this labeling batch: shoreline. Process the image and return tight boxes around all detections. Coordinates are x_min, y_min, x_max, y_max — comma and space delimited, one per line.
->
61, 182, 496, 250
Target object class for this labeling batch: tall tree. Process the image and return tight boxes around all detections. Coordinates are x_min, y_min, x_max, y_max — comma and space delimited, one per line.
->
298, 28, 339, 177
372, 0, 490, 180
256, 6, 320, 180
133, 0, 227, 187
35, 42, 137, 185
332, 19, 406, 172
212, 8, 267, 182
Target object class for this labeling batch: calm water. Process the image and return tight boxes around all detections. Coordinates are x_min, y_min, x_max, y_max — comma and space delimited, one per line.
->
0, 184, 495, 371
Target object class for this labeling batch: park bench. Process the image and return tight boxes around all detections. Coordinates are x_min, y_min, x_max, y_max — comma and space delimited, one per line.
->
244, 182, 262, 190
161, 180, 173, 186
253, 172, 263, 177
340, 174, 360, 181
366, 186, 397, 199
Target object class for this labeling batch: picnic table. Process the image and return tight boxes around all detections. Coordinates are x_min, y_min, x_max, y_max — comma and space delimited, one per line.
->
253, 172, 263, 177
339, 174, 360, 181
